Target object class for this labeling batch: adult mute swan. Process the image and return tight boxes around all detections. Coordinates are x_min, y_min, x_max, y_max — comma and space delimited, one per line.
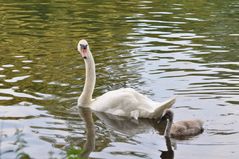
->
160, 109, 204, 138
77, 39, 176, 119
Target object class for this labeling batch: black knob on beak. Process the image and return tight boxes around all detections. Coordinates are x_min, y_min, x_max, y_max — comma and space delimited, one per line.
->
80, 44, 87, 50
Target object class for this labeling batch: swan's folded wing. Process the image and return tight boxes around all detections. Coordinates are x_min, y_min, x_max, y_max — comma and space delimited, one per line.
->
90, 88, 153, 116
148, 97, 176, 119
90, 88, 176, 119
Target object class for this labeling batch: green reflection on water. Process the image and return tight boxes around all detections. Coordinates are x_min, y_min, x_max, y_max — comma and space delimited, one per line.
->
0, 0, 238, 158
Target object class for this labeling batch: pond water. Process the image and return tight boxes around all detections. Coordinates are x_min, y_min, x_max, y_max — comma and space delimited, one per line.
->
0, 0, 239, 158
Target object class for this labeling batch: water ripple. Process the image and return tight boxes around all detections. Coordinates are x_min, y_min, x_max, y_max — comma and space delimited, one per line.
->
4, 75, 30, 83
0, 0, 239, 159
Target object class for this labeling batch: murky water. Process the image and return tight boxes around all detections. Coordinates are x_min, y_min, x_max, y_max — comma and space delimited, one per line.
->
0, 0, 239, 158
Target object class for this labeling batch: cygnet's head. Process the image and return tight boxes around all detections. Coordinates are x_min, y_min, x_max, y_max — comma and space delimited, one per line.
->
77, 39, 89, 59
161, 109, 174, 122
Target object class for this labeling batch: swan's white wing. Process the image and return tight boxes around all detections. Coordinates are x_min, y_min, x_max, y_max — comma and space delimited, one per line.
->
91, 88, 155, 113
90, 88, 175, 119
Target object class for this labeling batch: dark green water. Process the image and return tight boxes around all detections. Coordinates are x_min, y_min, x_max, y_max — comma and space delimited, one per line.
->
0, 0, 238, 158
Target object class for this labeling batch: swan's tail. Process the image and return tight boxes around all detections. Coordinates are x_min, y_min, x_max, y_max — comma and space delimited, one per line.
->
150, 97, 176, 119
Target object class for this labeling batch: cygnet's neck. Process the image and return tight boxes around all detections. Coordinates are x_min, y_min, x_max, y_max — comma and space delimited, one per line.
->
164, 115, 173, 137
78, 51, 96, 106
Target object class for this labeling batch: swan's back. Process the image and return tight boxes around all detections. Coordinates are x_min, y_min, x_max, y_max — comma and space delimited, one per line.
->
171, 119, 204, 137
90, 88, 175, 119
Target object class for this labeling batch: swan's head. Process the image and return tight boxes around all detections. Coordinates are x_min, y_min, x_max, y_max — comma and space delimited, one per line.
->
77, 39, 89, 59
161, 109, 174, 122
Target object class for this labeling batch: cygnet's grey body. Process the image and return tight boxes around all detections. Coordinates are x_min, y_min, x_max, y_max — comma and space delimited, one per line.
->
161, 109, 204, 138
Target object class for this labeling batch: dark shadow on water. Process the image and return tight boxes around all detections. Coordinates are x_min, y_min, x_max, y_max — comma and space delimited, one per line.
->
160, 136, 174, 159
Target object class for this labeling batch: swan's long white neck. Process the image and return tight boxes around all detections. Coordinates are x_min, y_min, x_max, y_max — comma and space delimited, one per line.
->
165, 119, 173, 137
78, 50, 96, 106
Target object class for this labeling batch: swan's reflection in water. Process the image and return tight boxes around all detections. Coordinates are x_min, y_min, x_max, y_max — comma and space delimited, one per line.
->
94, 111, 161, 136
78, 107, 174, 159
79, 108, 95, 159
94, 111, 174, 159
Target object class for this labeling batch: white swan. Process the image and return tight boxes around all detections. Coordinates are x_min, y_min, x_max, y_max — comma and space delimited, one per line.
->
77, 39, 176, 119
161, 109, 204, 138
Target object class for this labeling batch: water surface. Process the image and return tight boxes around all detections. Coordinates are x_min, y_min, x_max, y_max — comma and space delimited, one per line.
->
0, 0, 239, 159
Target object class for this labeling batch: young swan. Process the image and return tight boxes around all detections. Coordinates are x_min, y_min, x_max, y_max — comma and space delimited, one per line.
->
161, 109, 204, 138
